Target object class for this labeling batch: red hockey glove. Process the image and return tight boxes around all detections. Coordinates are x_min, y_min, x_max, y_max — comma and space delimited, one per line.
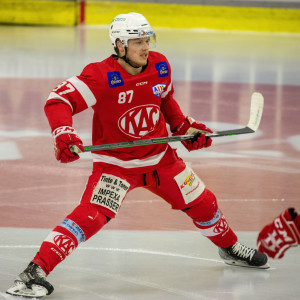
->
257, 208, 300, 259
173, 117, 213, 151
52, 126, 84, 163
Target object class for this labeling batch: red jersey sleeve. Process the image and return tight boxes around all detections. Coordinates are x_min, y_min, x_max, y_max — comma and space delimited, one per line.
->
44, 63, 103, 131
159, 58, 185, 131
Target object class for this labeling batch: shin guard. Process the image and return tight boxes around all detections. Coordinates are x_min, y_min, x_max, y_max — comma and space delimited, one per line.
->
32, 204, 109, 275
183, 189, 237, 248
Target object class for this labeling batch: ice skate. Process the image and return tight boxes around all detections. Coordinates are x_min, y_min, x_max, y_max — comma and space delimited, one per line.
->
6, 262, 54, 298
219, 242, 270, 269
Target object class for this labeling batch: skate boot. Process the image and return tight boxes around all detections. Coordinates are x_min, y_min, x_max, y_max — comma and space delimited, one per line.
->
219, 242, 270, 269
6, 262, 54, 298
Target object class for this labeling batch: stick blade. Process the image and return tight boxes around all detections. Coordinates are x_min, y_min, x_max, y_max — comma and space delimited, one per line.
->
247, 92, 264, 132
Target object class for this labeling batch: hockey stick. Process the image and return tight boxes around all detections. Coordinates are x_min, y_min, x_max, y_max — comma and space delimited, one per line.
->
70, 92, 263, 153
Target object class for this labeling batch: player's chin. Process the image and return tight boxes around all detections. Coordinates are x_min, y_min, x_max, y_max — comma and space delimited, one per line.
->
139, 54, 148, 65
139, 60, 148, 67
131, 55, 148, 68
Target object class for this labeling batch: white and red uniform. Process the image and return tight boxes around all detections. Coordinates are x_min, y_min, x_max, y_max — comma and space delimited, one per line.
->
34, 52, 237, 275
45, 52, 184, 169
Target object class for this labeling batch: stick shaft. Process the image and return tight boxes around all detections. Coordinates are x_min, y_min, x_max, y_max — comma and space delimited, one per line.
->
82, 126, 254, 152
70, 92, 263, 153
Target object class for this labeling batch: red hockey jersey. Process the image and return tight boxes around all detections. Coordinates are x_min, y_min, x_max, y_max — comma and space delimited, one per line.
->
45, 51, 185, 169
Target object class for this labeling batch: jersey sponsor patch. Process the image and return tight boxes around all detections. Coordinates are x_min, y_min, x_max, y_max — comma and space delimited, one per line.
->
91, 173, 130, 214
195, 209, 221, 227
152, 84, 166, 98
107, 71, 124, 88
60, 219, 86, 244
155, 61, 169, 77
174, 165, 205, 205
118, 104, 160, 138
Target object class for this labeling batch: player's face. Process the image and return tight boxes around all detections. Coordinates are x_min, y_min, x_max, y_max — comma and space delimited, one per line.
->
126, 37, 150, 67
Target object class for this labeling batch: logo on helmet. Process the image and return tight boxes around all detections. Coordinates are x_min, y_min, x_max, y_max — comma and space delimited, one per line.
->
107, 71, 124, 88
155, 62, 169, 77
138, 29, 153, 37
112, 17, 126, 22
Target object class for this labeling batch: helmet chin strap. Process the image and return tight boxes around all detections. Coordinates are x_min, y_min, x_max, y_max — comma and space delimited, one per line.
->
120, 47, 142, 69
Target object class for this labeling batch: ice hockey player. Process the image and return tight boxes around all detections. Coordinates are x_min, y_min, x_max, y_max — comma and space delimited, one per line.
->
6, 12, 269, 298
257, 207, 300, 259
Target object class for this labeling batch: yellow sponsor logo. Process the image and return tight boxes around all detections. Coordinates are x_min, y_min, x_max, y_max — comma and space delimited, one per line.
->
181, 172, 195, 188
111, 79, 122, 85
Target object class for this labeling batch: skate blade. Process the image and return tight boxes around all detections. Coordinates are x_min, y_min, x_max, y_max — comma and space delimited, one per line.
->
224, 259, 270, 269
6, 281, 47, 299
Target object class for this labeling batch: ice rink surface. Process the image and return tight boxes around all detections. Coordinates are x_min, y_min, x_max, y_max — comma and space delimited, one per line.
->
0, 25, 299, 299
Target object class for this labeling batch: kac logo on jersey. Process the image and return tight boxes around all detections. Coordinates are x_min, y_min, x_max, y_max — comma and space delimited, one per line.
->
107, 71, 124, 88
118, 105, 160, 138
152, 84, 166, 98
155, 61, 169, 77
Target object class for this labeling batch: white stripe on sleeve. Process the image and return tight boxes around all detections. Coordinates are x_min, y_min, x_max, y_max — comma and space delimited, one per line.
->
67, 76, 97, 107
161, 81, 172, 99
47, 92, 73, 112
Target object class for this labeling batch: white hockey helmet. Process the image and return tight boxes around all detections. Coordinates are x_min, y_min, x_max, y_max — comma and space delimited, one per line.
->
109, 12, 156, 48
